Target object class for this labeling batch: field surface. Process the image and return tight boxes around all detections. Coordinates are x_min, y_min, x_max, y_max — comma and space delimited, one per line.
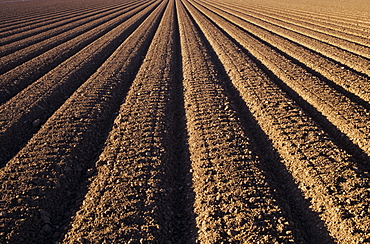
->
0, 0, 369, 243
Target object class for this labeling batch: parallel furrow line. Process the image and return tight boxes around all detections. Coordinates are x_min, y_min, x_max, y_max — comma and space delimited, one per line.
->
0, 5, 89, 29
194, 1, 370, 111
0, 1, 126, 38
0, 1, 147, 74
0, 0, 142, 45
0, 0, 113, 28
251, 4, 370, 30
0, 1, 165, 243
190, 0, 370, 157
63, 2, 195, 242
197, 0, 370, 76
0, 0, 153, 105
234, 4, 370, 47
185, 0, 370, 242
210, 1, 370, 59
0, 0, 148, 61
178, 1, 303, 243
0, 0, 160, 166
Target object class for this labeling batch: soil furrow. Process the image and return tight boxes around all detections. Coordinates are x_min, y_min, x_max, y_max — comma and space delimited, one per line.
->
196, 0, 370, 77
0, 1, 130, 40
229, 5, 370, 59
190, 0, 370, 157
216, 2, 370, 51
0, 0, 154, 105
170, 3, 198, 239
231, 4, 370, 48
248, 3, 370, 32
0, 0, 369, 242
0, 0, 114, 27
0, 0, 149, 71
0, 1, 159, 166
211, 2, 369, 38
0, 2, 165, 243
0, 3, 114, 33
185, 0, 370, 242
193, 2, 370, 111
0, 3, 93, 29
178, 1, 303, 242
0, 0, 142, 46
63, 2, 196, 242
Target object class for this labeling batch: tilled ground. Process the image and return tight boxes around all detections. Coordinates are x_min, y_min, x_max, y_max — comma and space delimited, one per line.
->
0, 0, 369, 243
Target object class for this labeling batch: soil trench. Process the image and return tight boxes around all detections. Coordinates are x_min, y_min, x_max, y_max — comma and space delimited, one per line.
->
0, 0, 369, 243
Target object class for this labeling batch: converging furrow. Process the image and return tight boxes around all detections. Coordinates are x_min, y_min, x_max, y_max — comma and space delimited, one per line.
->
0, 0, 369, 243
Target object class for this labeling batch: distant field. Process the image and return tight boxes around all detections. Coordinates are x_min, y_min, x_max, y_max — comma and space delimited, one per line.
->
0, 0, 369, 243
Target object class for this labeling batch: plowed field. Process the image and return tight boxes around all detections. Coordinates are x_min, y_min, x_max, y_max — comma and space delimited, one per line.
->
0, 0, 369, 243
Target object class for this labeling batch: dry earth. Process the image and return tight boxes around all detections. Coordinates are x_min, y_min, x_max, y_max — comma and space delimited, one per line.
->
0, 0, 369, 243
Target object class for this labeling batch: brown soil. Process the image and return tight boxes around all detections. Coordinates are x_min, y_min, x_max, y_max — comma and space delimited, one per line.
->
0, 0, 369, 243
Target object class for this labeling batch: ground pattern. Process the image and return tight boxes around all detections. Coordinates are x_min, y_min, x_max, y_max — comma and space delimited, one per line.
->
0, 0, 369, 243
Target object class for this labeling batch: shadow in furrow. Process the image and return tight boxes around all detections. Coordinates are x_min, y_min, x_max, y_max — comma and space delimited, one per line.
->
0, 1, 137, 45
0, 4, 167, 243
0, 1, 152, 105
199, 6, 370, 180
196, 0, 370, 105
185, 7, 335, 242
168, 2, 197, 242
0, 3, 158, 168
247, 28, 370, 111
242, 34, 370, 171
213, 49, 335, 244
